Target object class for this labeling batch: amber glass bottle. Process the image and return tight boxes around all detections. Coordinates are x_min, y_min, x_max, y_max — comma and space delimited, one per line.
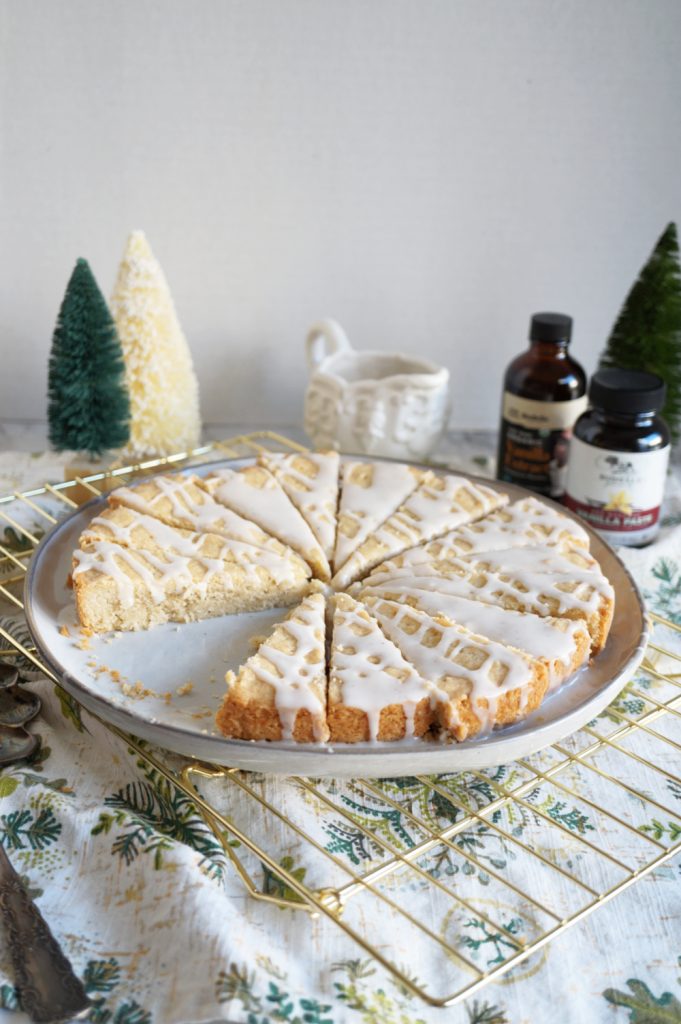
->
496, 312, 587, 500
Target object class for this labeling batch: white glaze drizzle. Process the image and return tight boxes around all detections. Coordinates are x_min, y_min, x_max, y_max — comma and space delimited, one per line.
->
373, 523, 533, 570
364, 554, 613, 618
459, 545, 598, 575
78, 509, 303, 592
73, 541, 221, 607
367, 496, 591, 570
111, 475, 281, 550
229, 593, 327, 741
359, 585, 586, 689
331, 595, 434, 741
86, 509, 220, 558
333, 461, 422, 572
332, 473, 508, 587
206, 466, 330, 578
261, 452, 339, 561
489, 497, 590, 547
365, 597, 539, 733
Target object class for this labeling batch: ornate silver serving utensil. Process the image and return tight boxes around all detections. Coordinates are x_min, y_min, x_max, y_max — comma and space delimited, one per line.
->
0, 661, 90, 1020
0, 844, 91, 1022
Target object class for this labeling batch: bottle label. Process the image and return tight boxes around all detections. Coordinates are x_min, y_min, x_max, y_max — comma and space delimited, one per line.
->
498, 393, 587, 498
564, 437, 670, 545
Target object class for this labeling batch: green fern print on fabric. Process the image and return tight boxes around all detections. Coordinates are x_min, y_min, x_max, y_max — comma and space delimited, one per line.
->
648, 559, 681, 623
0, 806, 61, 851
91, 758, 228, 878
460, 915, 524, 968
82, 956, 152, 1023
321, 774, 511, 885
603, 977, 681, 1023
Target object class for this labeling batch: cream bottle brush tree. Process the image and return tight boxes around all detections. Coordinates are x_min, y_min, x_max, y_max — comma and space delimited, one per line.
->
111, 231, 201, 457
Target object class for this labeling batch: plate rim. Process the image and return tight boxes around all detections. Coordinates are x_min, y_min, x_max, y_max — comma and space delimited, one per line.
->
22, 453, 649, 772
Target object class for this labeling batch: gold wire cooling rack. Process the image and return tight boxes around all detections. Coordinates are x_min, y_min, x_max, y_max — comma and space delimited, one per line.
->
1, 430, 680, 1009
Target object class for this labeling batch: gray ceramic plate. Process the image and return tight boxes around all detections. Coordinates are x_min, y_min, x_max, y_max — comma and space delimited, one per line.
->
24, 457, 648, 776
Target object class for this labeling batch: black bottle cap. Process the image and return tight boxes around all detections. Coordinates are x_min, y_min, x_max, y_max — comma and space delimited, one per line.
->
589, 368, 666, 414
529, 312, 573, 342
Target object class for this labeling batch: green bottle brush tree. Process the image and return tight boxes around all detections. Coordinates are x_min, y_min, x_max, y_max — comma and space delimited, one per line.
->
599, 222, 681, 441
47, 258, 130, 458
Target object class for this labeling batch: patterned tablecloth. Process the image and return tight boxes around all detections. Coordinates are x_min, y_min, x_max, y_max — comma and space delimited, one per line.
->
0, 437, 680, 1024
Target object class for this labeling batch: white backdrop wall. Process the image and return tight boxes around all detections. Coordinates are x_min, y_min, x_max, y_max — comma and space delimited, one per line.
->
1, 0, 681, 430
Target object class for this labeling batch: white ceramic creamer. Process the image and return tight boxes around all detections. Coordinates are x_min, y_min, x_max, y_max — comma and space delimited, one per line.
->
304, 319, 450, 459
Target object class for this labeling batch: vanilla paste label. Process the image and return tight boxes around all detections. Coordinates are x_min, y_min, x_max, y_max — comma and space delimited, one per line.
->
564, 437, 669, 545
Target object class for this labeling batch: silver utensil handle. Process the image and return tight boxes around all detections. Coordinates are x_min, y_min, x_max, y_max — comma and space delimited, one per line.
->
0, 845, 90, 1023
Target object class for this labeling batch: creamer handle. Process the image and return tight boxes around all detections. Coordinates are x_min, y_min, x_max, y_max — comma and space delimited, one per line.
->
305, 319, 352, 371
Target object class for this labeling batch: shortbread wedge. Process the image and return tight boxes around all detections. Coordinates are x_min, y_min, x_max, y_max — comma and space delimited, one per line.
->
333, 460, 424, 573
329, 594, 436, 742
109, 474, 293, 558
491, 497, 590, 548
203, 465, 331, 580
369, 539, 598, 584
81, 505, 310, 578
376, 496, 591, 567
331, 473, 508, 589
460, 545, 599, 575
358, 585, 589, 690
259, 451, 340, 566
73, 509, 312, 632
362, 555, 614, 653
364, 597, 549, 741
216, 593, 328, 743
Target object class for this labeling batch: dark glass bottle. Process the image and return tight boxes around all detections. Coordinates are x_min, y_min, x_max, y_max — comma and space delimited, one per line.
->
565, 369, 670, 546
496, 312, 587, 500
